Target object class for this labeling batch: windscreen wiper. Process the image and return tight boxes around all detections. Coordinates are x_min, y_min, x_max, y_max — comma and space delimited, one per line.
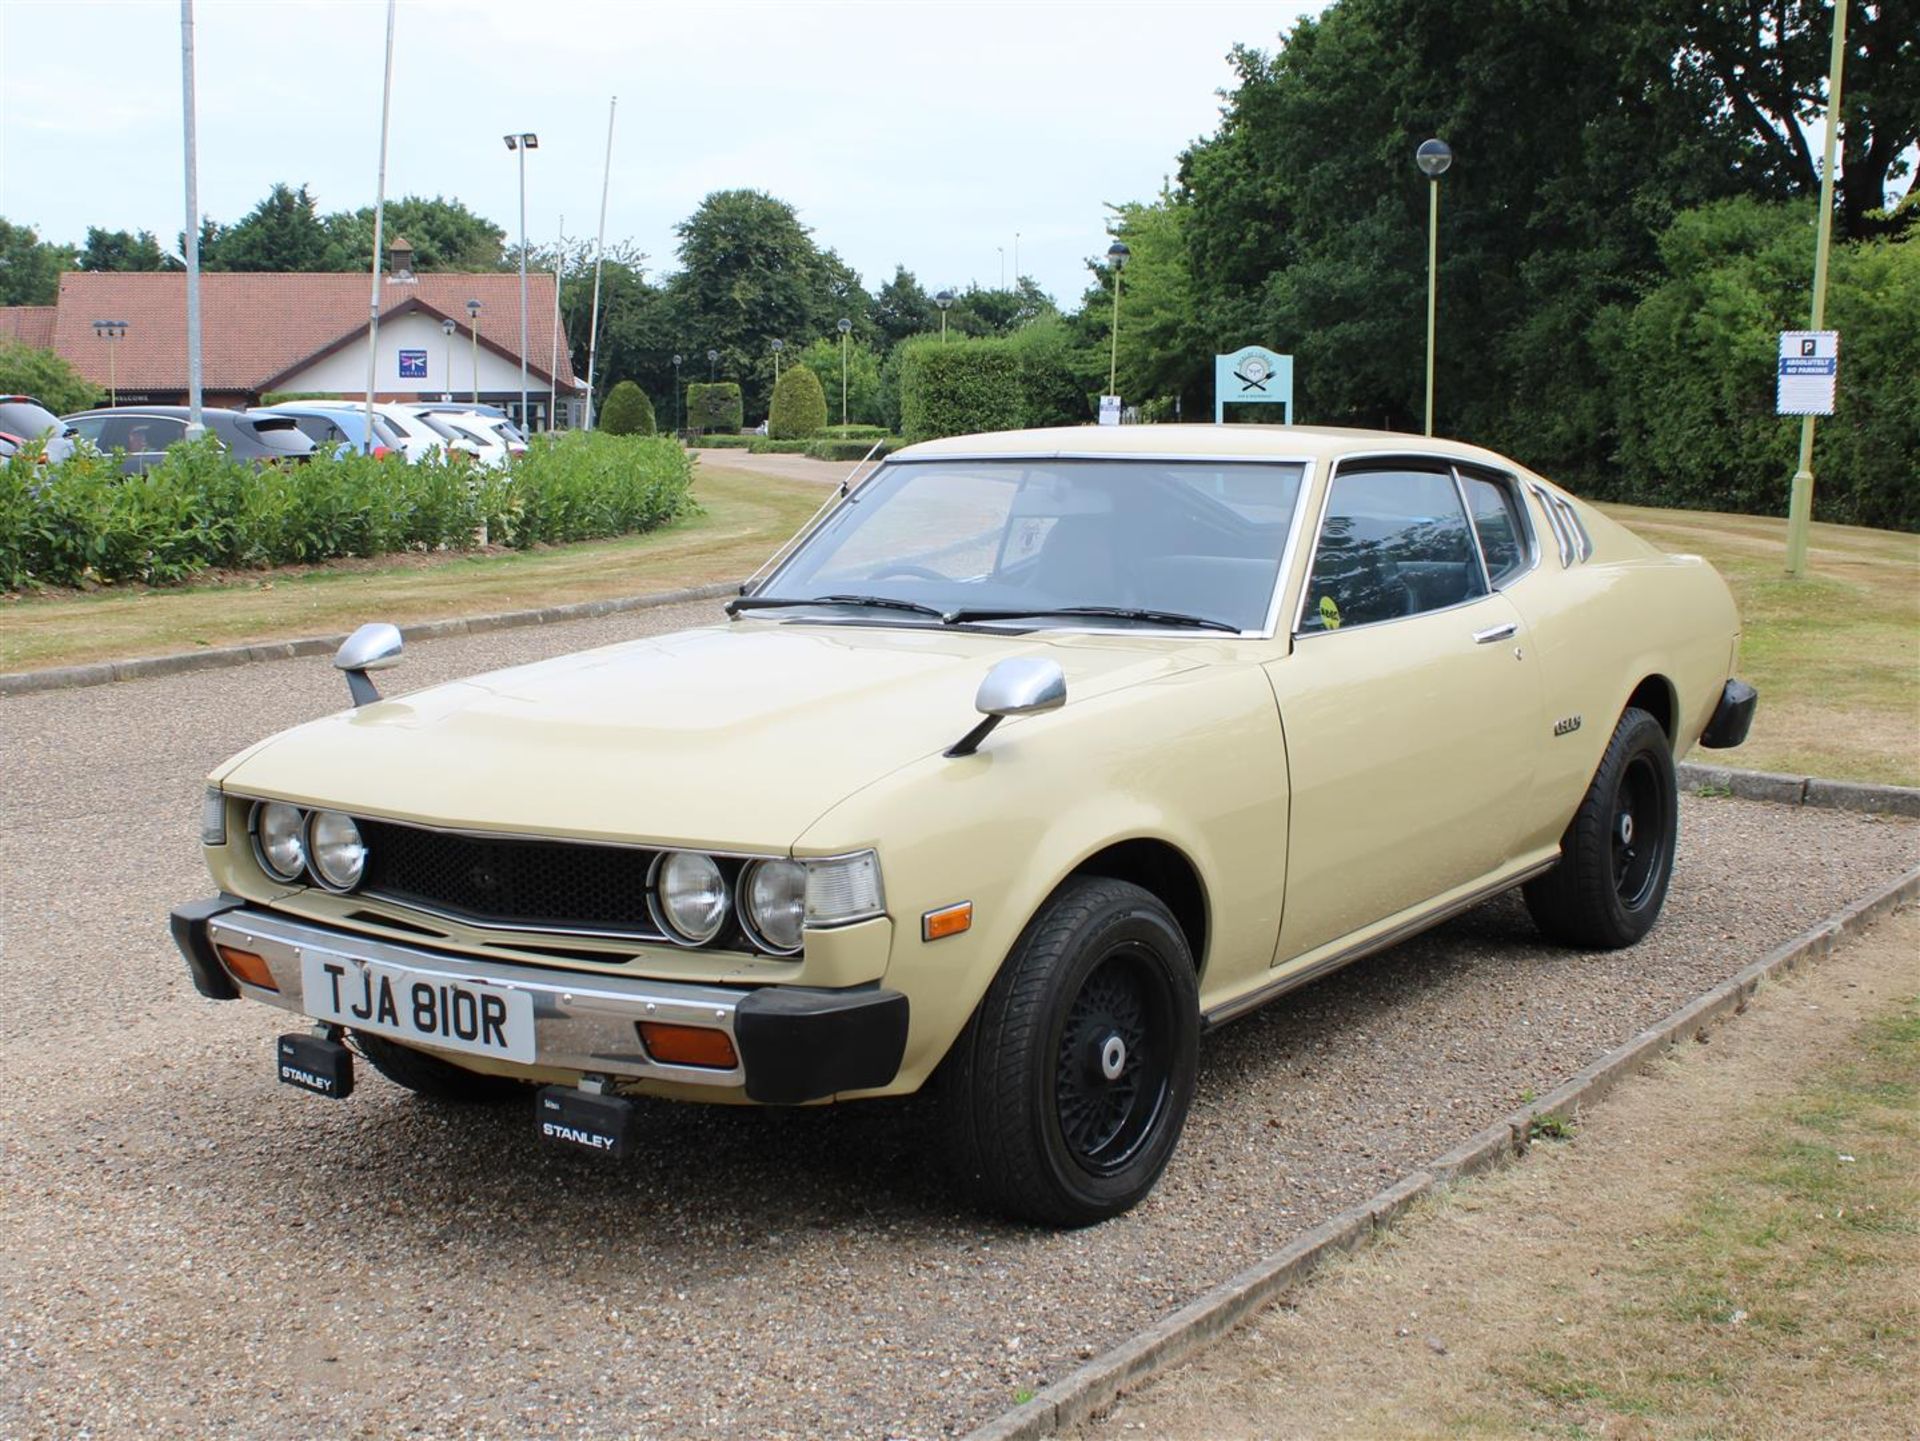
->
940, 605, 1241, 633
727, 593, 948, 620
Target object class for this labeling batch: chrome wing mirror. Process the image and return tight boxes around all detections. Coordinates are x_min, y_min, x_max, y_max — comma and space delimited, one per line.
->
333, 622, 404, 707
946, 656, 1066, 758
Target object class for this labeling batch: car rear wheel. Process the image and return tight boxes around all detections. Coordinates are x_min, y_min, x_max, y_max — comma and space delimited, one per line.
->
355, 1033, 529, 1104
941, 877, 1199, 1227
1524, 705, 1677, 949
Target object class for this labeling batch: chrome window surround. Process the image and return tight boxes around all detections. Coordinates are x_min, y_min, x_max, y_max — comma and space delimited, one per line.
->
749, 452, 1320, 642
226, 798, 882, 951
1289, 451, 1541, 637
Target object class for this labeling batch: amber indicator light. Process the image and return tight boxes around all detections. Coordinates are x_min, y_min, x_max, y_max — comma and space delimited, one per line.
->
922, 902, 973, 942
216, 945, 278, 992
638, 1022, 739, 1070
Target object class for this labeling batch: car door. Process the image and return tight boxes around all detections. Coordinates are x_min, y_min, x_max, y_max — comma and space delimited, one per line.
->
1265, 459, 1545, 962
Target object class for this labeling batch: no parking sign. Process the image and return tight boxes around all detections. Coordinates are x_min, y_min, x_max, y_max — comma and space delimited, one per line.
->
1776, 331, 1838, 416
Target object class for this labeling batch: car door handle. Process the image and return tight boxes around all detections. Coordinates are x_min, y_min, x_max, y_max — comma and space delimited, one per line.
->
1472, 622, 1518, 644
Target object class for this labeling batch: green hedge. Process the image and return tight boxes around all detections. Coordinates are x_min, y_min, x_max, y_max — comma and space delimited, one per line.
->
898, 338, 1024, 442
747, 438, 812, 454
694, 434, 756, 449
768, 365, 827, 439
821, 424, 888, 440
686, 382, 744, 434
0, 431, 696, 590
804, 437, 901, 462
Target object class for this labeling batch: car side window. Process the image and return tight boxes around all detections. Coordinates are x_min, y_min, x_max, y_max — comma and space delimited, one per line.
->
67, 416, 106, 445
1298, 465, 1488, 633
1459, 471, 1529, 587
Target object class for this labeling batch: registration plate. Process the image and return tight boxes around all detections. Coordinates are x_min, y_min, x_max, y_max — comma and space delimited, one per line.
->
300, 955, 536, 1063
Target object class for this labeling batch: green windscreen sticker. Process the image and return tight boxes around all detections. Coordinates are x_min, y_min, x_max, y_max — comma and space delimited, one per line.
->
1318, 595, 1342, 630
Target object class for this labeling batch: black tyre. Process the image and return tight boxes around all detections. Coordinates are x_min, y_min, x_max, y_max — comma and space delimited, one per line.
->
941, 877, 1199, 1227
1524, 706, 1678, 949
354, 1033, 528, 1104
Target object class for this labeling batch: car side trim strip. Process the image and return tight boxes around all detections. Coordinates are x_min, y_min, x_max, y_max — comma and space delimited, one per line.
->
1201, 856, 1560, 1029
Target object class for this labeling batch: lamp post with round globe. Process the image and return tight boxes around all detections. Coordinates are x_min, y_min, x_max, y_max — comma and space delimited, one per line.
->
836, 318, 852, 426
439, 317, 456, 403
1415, 138, 1452, 437
465, 299, 481, 404
935, 289, 954, 343
1105, 240, 1130, 400
707, 348, 718, 381
672, 354, 684, 434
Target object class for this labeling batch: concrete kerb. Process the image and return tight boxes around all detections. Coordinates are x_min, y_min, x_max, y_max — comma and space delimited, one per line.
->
1678, 760, 1920, 818
962, 861, 1920, 1441
0, 581, 742, 698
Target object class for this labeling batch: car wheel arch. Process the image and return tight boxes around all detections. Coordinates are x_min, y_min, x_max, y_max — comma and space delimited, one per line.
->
1624, 674, 1677, 742
1063, 837, 1210, 979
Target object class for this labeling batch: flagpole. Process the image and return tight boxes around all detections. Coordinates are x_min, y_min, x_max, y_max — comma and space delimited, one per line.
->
583, 95, 617, 430
550, 215, 562, 429
180, 0, 203, 433
362, 0, 397, 452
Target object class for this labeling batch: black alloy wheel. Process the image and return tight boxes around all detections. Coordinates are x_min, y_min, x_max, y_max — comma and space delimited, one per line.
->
940, 876, 1200, 1227
1524, 705, 1678, 950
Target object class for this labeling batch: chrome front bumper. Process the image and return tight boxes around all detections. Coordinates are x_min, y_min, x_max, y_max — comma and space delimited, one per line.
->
204, 906, 751, 1088
172, 899, 911, 1102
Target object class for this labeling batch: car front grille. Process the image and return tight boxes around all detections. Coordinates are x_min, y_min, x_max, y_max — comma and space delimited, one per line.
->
356, 818, 666, 940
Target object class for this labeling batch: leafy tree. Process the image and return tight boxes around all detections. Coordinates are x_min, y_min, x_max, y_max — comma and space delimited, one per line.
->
668, 190, 845, 416
1667, 0, 1919, 239
77, 227, 175, 272
686, 381, 744, 433
1003, 315, 1099, 428
598, 380, 656, 435
0, 341, 100, 415
202, 183, 333, 271
768, 364, 828, 438
321, 195, 506, 271
871, 266, 934, 350
797, 335, 884, 427
1076, 192, 1200, 412
0, 219, 73, 304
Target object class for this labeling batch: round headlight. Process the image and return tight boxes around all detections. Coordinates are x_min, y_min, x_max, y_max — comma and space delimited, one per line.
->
653, 851, 729, 945
253, 802, 307, 883
740, 859, 806, 955
307, 811, 366, 891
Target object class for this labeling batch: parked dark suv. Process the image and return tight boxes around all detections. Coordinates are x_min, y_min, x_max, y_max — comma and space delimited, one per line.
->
61, 406, 315, 474
0, 396, 78, 463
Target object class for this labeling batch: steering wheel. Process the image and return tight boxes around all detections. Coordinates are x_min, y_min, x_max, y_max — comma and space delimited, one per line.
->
868, 564, 947, 582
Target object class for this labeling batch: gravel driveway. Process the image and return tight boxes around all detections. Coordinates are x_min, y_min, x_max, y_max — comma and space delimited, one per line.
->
3, 603, 1914, 1440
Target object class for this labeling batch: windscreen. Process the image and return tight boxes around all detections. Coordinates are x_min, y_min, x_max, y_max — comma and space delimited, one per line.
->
241, 417, 317, 456
764, 458, 1305, 633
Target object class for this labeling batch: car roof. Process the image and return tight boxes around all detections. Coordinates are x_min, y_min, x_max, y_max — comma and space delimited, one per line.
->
893, 424, 1535, 475
63, 406, 246, 420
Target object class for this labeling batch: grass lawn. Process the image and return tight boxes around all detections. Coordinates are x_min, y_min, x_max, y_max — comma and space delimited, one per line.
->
0, 463, 825, 674
1599, 503, 1920, 788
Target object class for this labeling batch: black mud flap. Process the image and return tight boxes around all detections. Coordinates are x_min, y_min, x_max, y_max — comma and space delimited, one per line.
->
278, 1032, 354, 1099
535, 1085, 634, 1159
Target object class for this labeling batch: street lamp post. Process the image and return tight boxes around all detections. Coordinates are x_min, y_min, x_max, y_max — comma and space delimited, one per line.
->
440, 317, 456, 403
707, 348, 718, 381
771, 337, 784, 381
836, 318, 852, 427
1014, 231, 1020, 286
1415, 138, 1452, 437
91, 320, 128, 407
935, 289, 954, 342
503, 131, 538, 430
1105, 240, 1130, 399
465, 299, 482, 405
672, 354, 684, 434
997, 246, 1005, 290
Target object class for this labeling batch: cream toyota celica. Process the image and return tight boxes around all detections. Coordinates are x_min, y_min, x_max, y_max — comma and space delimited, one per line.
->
171, 425, 1756, 1225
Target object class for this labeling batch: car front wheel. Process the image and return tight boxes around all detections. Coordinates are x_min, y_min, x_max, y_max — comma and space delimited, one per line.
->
1524, 705, 1678, 949
941, 877, 1199, 1227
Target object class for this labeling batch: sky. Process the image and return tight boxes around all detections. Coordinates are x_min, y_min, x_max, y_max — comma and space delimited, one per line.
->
1, 0, 1325, 308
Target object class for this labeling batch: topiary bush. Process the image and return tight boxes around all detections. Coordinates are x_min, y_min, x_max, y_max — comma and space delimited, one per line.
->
686, 382, 744, 434
598, 380, 656, 436
898, 338, 1023, 442
768, 365, 828, 439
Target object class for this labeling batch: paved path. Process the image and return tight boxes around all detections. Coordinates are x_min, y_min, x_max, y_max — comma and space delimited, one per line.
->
692, 447, 880, 487
2, 612, 1915, 1439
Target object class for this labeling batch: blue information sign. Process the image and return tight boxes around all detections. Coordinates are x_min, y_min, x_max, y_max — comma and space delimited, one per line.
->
1213, 346, 1293, 423
398, 349, 429, 379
